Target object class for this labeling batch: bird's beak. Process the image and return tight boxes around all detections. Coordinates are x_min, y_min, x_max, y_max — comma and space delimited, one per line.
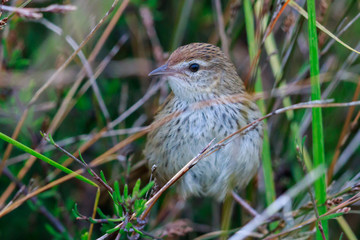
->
148, 64, 177, 77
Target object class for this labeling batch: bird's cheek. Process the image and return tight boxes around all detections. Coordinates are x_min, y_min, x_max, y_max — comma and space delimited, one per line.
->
169, 74, 190, 84
168, 75, 184, 83
168, 77, 185, 91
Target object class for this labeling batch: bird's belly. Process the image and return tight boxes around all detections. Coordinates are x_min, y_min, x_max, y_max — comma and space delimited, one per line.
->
148, 109, 240, 176
145, 105, 262, 200
157, 112, 217, 176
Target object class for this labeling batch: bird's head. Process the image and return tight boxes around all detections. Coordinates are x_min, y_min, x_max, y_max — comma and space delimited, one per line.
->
149, 43, 245, 102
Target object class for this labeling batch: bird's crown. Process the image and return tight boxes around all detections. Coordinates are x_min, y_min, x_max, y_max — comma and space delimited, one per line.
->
167, 42, 228, 66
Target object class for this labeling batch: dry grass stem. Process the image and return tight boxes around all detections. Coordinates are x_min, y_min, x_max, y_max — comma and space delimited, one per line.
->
213, 0, 229, 57
229, 167, 326, 240
0, 0, 125, 204
1, 3, 360, 238
140, 7, 164, 63
0, 4, 76, 19
328, 76, 360, 181
97, 98, 360, 239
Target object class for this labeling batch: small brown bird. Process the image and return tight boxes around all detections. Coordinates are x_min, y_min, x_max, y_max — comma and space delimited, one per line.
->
145, 43, 263, 201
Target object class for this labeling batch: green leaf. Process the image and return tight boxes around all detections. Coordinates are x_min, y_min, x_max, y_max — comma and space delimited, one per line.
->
107, 216, 125, 222
47, 133, 55, 145
113, 202, 120, 217
114, 181, 122, 203
339, 232, 344, 240
123, 184, 128, 200
318, 212, 345, 221
306, 0, 329, 238
72, 203, 80, 218
132, 179, 141, 198
78, 152, 93, 176
88, 217, 98, 224
125, 222, 132, 231
106, 226, 120, 234
8, 49, 30, 69
45, 224, 63, 239
81, 232, 89, 240
134, 199, 139, 210
138, 181, 154, 198
26, 199, 37, 211
100, 170, 108, 184
133, 226, 143, 236
97, 207, 107, 219
135, 199, 147, 217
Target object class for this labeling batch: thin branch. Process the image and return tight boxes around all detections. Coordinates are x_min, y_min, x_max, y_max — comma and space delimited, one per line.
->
0, 4, 76, 19
296, 144, 326, 240
321, 13, 360, 56
97, 98, 360, 239
0, 0, 125, 207
231, 191, 260, 217
28, 0, 120, 107
142, 138, 216, 218
36, 18, 111, 123
264, 192, 360, 239
41, 133, 113, 193
2, 168, 69, 236
50, 77, 164, 179
140, 7, 164, 63
229, 167, 326, 240
109, 79, 166, 128
213, 0, 229, 57
328, 76, 360, 181
45, 0, 131, 138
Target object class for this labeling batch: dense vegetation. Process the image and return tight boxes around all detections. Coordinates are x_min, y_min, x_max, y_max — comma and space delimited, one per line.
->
0, 0, 359, 239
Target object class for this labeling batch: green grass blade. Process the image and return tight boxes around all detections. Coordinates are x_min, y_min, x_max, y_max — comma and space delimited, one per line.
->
243, 0, 275, 206
290, 0, 360, 55
170, 0, 194, 50
337, 216, 358, 240
306, 0, 329, 238
0, 131, 97, 187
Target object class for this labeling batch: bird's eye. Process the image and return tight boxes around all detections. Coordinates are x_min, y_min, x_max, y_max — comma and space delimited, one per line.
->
189, 63, 200, 72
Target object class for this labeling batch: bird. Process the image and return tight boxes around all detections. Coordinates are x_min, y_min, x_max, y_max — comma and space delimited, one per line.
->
144, 43, 263, 201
